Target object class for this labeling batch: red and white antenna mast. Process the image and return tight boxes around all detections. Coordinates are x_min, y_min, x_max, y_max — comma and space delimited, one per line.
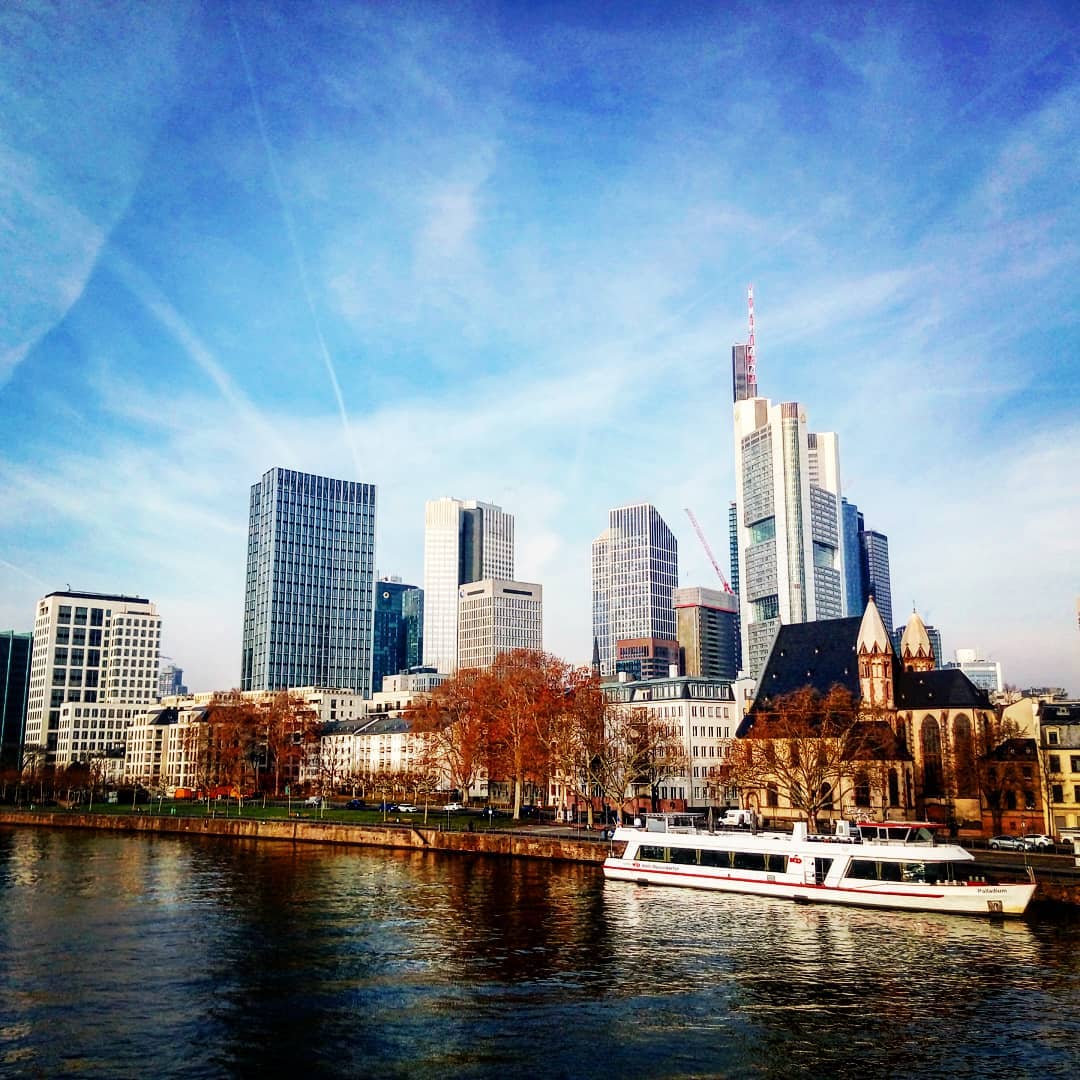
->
746, 283, 757, 395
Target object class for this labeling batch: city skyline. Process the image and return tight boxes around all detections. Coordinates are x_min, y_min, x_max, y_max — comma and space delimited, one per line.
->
1, 3, 1078, 694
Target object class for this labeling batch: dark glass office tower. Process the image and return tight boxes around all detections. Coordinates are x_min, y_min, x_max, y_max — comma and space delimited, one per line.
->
371, 580, 423, 694
242, 468, 377, 695
0, 631, 32, 768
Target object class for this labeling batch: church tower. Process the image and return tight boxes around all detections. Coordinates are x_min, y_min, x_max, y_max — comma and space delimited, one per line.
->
899, 610, 935, 672
857, 597, 895, 710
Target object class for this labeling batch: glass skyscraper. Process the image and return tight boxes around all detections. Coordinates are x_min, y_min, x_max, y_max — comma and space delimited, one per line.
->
733, 395, 846, 677
591, 503, 678, 677
372, 579, 424, 694
422, 498, 513, 674
1, 631, 32, 769
841, 498, 865, 617
242, 467, 377, 695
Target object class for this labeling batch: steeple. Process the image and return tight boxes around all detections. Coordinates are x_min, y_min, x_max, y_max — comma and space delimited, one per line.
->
900, 609, 935, 672
856, 597, 894, 710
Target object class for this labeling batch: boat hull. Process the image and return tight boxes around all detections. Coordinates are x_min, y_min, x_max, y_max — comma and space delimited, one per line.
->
602, 858, 1035, 917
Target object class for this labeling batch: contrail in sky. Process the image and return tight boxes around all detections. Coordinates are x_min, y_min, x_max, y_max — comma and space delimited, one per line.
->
229, 9, 361, 475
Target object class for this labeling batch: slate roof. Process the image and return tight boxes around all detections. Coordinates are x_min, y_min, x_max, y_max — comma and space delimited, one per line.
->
753, 616, 864, 704
894, 669, 991, 710
741, 614, 989, 738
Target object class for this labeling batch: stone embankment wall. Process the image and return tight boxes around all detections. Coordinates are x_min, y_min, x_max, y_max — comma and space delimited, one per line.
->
0, 809, 608, 865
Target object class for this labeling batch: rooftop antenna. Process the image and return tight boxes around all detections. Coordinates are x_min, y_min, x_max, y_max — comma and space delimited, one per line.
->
746, 283, 757, 396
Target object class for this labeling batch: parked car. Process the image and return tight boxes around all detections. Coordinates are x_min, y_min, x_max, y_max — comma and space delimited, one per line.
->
304, 796, 324, 808
1024, 834, 1055, 850
345, 799, 367, 810
441, 802, 464, 812
395, 804, 419, 813
988, 835, 1028, 851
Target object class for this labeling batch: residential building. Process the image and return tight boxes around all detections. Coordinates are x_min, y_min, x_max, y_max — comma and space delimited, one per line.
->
674, 586, 740, 681
124, 686, 368, 792
615, 637, 681, 681
945, 648, 1004, 694
1, 631, 32, 769
25, 591, 161, 767
732, 391, 847, 677
599, 670, 737, 815
241, 467, 377, 696
1038, 700, 1080, 839
591, 503, 678, 677
371, 577, 424, 693
457, 579, 542, 670
423, 497, 514, 673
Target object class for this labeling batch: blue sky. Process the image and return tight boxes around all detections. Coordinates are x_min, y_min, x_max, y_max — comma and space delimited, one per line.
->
2, 1, 1078, 694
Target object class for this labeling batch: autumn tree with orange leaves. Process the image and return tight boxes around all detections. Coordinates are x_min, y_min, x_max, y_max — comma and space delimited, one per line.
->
408, 650, 605, 819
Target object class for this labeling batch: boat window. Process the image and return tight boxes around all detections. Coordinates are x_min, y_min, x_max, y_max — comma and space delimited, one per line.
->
732, 852, 767, 872
638, 846, 667, 862
699, 849, 730, 869
849, 859, 905, 881
765, 853, 788, 873
670, 847, 699, 865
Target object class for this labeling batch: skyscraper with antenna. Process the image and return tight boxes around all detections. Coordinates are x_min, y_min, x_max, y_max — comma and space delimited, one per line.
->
731, 286, 848, 677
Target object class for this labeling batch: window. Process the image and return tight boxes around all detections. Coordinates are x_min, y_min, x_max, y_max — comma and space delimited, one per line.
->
1049, 755, 1061, 773
1047, 730, 1059, 745
1071, 756, 1080, 773
1051, 784, 1063, 803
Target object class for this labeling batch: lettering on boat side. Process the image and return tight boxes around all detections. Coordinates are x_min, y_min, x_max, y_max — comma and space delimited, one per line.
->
977, 888, 1008, 894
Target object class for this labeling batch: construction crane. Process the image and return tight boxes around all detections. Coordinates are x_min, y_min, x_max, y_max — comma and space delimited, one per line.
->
684, 508, 734, 595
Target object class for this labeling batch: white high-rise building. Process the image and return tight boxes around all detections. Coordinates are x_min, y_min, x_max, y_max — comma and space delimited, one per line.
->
733, 396, 847, 677
591, 503, 678, 677
458, 579, 543, 670
422, 498, 514, 673
24, 590, 161, 767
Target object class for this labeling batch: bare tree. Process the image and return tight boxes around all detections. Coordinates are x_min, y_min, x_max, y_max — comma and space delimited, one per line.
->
586, 705, 689, 821
718, 687, 875, 828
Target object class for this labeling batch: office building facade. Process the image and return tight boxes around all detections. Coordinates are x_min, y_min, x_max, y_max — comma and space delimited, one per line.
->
674, 586, 740, 682
860, 528, 893, 633
372, 578, 424, 694
157, 663, 188, 699
242, 467, 377, 696
457, 579, 542, 670
1, 631, 32, 769
422, 497, 513, 673
733, 394, 847, 677
841, 499, 864, 617
592, 503, 678, 677
24, 591, 161, 766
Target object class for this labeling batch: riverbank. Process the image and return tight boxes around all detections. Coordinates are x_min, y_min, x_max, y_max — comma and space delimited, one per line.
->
0, 807, 608, 865
3, 808, 1077, 910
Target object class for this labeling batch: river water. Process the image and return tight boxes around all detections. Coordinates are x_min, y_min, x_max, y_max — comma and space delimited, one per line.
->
0, 827, 1077, 1079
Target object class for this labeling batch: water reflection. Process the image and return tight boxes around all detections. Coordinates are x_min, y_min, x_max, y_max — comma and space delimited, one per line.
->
0, 828, 1077, 1079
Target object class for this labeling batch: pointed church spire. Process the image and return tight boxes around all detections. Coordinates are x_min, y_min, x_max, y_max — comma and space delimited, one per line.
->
900, 609, 934, 672
857, 596, 892, 656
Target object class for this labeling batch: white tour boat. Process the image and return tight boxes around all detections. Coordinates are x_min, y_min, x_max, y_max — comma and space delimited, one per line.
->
603, 815, 1036, 917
